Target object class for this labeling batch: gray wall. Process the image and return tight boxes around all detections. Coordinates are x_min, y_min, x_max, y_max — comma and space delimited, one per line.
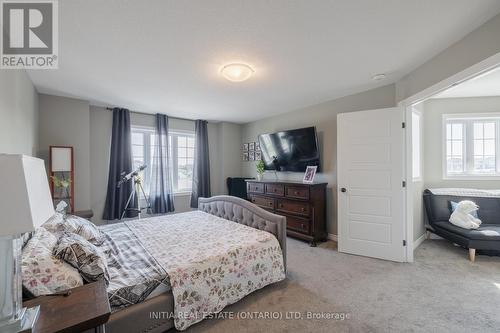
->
241, 84, 397, 236
0, 70, 38, 156
397, 13, 500, 101
423, 96, 500, 189
38, 94, 91, 211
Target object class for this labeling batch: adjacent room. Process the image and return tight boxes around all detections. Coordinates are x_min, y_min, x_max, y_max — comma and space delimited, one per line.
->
1, 1, 500, 332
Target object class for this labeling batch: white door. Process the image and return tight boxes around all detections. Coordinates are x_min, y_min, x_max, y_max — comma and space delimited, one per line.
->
337, 107, 406, 262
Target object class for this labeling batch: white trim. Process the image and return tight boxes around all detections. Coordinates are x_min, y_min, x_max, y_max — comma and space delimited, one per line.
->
327, 233, 337, 242
402, 52, 500, 106
413, 233, 426, 250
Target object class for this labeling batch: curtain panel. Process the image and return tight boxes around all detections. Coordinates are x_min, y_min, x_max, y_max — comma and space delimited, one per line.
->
102, 108, 138, 220
150, 113, 175, 213
190, 120, 211, 208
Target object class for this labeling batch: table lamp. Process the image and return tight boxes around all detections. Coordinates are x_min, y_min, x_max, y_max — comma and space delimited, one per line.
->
0, 155, 55, 332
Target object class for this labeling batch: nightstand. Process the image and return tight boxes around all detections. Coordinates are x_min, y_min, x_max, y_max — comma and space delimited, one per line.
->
23, 280, 110, 333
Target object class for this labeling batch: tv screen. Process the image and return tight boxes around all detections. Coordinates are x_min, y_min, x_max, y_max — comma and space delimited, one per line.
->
258, 127, 320, 172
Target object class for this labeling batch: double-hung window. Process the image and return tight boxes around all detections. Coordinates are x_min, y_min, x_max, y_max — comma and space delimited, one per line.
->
443, 114, 500, 178
131, 126, 195, 194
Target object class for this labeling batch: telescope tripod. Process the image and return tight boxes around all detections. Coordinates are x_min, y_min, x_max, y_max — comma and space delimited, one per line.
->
120, 176, 152, 220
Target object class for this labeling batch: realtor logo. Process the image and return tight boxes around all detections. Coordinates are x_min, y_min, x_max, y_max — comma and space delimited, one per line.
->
1, 0, 58, 69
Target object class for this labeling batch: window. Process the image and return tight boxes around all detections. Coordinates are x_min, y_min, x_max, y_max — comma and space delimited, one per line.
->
443, 114, 500, 178
131, 127, 195, 193
412, 110, 422, 180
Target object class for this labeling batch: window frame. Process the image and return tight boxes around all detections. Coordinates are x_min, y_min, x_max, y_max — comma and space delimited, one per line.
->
130, 126, 195, 195
442, 113, 500, 180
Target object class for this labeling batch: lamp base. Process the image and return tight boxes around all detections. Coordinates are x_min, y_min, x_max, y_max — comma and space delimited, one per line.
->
0, 306, 40, 333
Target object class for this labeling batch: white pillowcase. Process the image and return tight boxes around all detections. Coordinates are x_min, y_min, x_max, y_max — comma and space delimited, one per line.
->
21, 227, 83, 296
42, 213, 104, 245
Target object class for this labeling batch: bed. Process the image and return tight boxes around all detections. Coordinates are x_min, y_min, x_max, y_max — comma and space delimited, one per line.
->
88, 195, 287, 332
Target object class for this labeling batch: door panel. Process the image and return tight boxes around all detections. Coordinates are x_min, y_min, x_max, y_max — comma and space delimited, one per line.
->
338, 107, 406, 262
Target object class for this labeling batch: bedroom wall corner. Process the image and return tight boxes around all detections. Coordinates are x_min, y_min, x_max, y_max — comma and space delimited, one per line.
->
0, 70, 39, 156
38, 94, 91, 211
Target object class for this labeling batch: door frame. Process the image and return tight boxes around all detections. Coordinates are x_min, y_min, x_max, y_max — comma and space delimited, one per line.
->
400, 51, 500, 262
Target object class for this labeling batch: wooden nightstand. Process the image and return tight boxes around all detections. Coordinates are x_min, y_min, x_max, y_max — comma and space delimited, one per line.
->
73, 210, 94, 221
23, 281, 110, 333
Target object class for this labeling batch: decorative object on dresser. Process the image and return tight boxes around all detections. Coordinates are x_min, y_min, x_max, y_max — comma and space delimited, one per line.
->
23, 280, 111, 333
246, 180, 327, 246
0, 154, 55, 333
49, 146, 74, 213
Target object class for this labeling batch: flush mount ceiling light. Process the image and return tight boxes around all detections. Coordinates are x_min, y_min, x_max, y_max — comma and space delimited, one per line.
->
372, 73, 386, 81
220, 63, 255, 82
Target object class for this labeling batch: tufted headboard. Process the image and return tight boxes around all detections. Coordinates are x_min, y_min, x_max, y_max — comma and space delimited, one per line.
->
198, 195, 287, 270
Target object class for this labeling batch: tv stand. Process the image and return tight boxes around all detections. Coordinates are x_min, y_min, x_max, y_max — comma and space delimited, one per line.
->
246, 180, 327, 246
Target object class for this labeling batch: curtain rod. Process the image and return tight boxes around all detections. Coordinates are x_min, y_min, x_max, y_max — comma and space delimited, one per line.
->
105, 107, 199, 122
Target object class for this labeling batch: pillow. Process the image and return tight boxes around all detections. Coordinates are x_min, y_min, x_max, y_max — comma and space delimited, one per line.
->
43, 213, 104, 246
450, 201, 479, 218
53, 233, 109, 284
21, 228, 84, 296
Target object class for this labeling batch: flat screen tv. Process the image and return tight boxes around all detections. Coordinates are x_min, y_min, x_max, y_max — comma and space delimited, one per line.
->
258, 126, 320, 172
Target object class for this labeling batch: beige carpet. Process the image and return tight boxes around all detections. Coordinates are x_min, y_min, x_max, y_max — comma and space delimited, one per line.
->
180, 238, 500, 332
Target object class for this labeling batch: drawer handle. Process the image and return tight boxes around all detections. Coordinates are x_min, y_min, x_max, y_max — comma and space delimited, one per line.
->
301, 224, 305, 229
294, 191, 299, 195
273, 188, 277, 192
269, 202, 273, 206
255, 187, 259, 190
301, 207, 305, 212
279, 204, 283, 208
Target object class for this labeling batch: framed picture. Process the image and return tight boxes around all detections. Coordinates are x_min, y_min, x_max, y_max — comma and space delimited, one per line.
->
243, 152, 249, 161
249, 151, 255, 161
302, 166, 317, 184
255, 142, 260, 151
255, 150, 262, 161
243, 143, 249, 151
249, 142, 255, 151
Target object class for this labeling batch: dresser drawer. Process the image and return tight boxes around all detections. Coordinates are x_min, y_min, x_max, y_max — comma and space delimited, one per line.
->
265, 184, 285, 196
276, 199, 310, 216
285, 215, 311, 234
247, 182, 264, 193
250, 195, 275, 209
285, 186, 310, 200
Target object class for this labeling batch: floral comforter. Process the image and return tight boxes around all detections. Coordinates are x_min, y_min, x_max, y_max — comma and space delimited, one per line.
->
126, 210, 286, 330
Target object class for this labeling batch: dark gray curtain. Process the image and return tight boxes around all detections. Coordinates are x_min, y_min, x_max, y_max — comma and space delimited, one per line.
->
103, 108, 138, 220
150, 113, 175, 213
190, 120, 211, 208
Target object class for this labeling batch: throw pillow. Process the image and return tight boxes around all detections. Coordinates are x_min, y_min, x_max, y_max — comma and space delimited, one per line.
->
22, 228, 84, 296
53, 232, 109, 284
43, 213, 105, 246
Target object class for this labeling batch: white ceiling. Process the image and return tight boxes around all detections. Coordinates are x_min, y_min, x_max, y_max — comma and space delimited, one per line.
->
27, 0, 500, 123
433, 66, 500, 99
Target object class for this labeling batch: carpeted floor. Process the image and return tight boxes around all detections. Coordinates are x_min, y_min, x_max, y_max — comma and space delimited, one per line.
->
184, 238, 500, 332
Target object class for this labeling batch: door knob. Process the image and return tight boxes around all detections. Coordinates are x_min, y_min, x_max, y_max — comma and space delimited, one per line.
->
341, 188, 347, 193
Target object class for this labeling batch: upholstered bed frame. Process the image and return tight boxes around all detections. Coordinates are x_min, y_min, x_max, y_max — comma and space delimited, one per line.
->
90, 195, 287, 333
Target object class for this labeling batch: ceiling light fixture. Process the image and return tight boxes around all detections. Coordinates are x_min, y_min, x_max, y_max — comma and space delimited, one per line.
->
372, 73, 386, 81
220, 63, 255, 82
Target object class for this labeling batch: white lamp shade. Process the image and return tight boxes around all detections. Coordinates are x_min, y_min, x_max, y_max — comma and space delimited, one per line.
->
51, 147, 72, 172
0, 155, 55, 236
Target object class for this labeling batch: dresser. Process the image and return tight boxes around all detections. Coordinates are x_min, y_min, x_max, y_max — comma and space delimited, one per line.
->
246, 180, 327, 246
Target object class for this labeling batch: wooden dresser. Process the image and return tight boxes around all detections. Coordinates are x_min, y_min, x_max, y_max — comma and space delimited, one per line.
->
246, 180, 327, 246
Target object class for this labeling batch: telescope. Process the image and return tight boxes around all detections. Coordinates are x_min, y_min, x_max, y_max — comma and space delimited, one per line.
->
117, 165, 147, 188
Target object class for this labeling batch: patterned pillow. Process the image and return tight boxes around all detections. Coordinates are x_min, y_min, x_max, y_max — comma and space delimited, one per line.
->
53, 233, 110, 284
22, 228, 84, 296
43, 213, 104, 245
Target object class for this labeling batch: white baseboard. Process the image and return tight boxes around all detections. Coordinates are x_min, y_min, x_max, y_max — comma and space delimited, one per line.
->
413, 233, 426, 250
328, 233, 338, 242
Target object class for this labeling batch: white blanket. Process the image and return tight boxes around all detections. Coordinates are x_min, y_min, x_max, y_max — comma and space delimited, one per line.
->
126, 211, 285, 330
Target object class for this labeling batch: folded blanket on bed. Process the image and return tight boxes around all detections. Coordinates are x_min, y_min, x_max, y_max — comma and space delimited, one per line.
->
99, 223, 170, 311
127, 211, 286, 331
